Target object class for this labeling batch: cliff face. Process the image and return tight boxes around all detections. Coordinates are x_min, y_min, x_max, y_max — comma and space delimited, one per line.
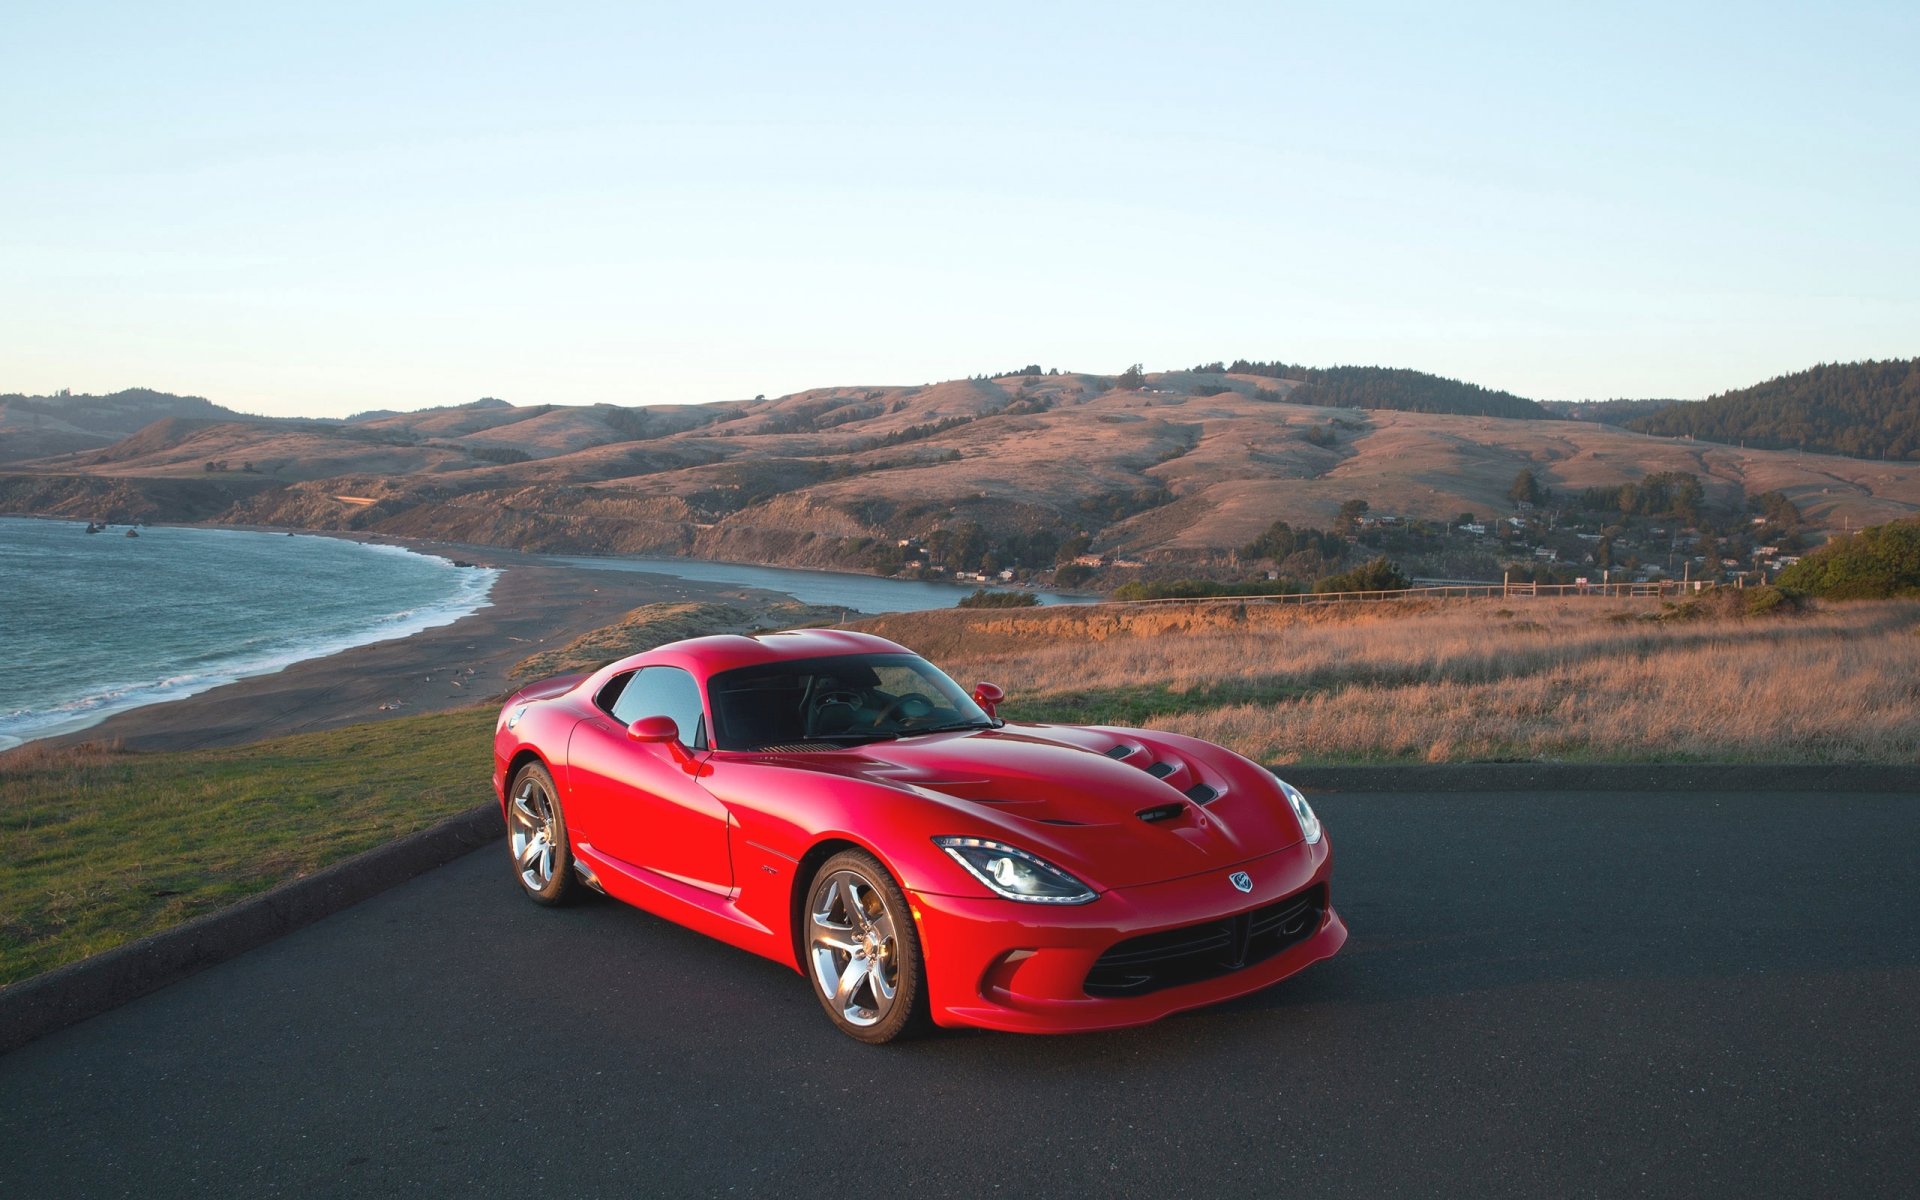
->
0, 473, 280, 523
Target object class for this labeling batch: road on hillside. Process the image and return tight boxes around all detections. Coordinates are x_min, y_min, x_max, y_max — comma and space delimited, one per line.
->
3, 790, 1916, 1199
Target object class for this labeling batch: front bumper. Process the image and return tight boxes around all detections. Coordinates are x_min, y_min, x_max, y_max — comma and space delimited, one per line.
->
908, 835, 1344, 1033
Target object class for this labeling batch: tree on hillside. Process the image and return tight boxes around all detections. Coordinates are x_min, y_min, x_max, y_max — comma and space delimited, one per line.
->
1335, 498, 1370, 533
1239, 519, 1345, 562
1240, 520, 1298, 561
1213, 362, 1543, 418
1116, 364, 1146, 391
1750, 490, 1802, 529
1508, 469, 1547, 506
1628, 358, 1920, 460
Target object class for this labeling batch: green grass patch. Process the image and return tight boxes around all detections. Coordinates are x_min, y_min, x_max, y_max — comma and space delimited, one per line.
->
0, 706, 496, 987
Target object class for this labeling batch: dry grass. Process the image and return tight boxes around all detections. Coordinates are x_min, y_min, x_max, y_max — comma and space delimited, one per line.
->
856, 597, 1920, 764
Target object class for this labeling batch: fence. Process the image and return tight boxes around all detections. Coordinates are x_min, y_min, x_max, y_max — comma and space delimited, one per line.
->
1111, 579, 1716, 607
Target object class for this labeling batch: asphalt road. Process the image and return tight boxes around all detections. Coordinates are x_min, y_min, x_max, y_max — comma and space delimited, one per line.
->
3, 790, 1916, 1199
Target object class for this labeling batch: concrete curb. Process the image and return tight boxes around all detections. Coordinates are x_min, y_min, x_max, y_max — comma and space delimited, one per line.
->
0, 802, 502, 1056
1272, 762, 1920, 794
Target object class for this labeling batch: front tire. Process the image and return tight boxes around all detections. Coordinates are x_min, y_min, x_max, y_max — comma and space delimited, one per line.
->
506, 761, 582, 906
804, 850, 930, 1044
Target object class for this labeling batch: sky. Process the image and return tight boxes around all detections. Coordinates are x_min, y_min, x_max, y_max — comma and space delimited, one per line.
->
3, 1, 1915, 418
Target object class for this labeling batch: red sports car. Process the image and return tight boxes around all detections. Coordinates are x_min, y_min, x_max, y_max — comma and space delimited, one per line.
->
493, 627, 1345, 1042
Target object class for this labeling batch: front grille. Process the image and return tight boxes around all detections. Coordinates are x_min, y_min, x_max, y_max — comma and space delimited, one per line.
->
1083, 885, 1326, 997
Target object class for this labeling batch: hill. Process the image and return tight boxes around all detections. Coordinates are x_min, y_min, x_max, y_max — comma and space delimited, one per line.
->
1193, 361, 1544, 418
1627, 359, 1920, 460
1537, 398, 1679, 425
0, 388, 267, 463
8, 366, 1920, 581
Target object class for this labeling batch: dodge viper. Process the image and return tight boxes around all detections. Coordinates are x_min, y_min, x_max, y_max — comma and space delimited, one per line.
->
493, 627, 1345, 1042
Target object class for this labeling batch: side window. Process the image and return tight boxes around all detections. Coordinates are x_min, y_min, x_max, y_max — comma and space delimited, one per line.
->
610, 666, 707, 749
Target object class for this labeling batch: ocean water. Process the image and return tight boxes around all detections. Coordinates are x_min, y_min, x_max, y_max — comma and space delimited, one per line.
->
0, 519, 498, 749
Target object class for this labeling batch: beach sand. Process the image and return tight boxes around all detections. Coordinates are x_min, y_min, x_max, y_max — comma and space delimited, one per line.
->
41, 541, 797, 753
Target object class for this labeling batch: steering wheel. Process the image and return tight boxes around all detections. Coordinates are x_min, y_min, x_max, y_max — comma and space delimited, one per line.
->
869, 692, 936, 727
808, 688, 864, 735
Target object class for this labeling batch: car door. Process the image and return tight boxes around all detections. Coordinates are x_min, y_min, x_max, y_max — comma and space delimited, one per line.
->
567, 665, 733, 894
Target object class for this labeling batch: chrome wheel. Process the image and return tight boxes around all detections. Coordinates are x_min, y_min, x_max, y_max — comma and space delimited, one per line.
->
510, 774, 559, 893
808, 868, 901, 1028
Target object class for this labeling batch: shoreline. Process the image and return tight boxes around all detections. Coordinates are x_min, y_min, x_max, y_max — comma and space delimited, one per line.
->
14, 525, 812, 755
2, 520, 502, 750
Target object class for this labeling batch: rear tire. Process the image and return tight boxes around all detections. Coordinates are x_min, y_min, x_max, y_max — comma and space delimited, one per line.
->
506, 761, 582, 906
803, 850, 930, 1044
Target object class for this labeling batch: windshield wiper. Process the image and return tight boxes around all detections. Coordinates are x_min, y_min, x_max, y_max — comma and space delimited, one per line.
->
901, 720, 996, 736
801, 731, 901, 743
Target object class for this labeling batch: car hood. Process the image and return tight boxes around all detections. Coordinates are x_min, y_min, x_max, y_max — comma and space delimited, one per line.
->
754, 724, 1303, 890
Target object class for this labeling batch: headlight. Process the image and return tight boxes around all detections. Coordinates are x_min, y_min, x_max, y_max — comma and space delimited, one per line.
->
933, 837, 1097, 904
1278, 778, 1322, 845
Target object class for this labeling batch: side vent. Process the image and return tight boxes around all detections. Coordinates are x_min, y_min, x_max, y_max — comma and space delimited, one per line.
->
1104, 744, 1136, 760
1146, 761, 1176, 779
1134, 803, 1186, 823
1183, 783, 1220, 806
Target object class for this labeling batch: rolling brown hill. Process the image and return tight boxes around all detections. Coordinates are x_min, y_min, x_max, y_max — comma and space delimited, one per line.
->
7, 370, 1920, 576
0, 388, 264, 463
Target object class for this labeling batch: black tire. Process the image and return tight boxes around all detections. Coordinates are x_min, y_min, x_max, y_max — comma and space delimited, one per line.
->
505, 761, 582, 906
803, 850, 931, 1044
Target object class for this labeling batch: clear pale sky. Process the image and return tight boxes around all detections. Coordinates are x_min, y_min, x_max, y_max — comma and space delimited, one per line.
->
3, 2, 1914, 418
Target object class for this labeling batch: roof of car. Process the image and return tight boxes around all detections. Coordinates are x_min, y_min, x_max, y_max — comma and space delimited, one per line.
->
626, 627, 915, 678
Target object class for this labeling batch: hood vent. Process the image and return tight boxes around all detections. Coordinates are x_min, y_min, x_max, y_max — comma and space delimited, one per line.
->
1135, 802, 1187, 824
754, 743, 837, 754
1104, 744, 1137, 760
1146, 761, 1176, 779
1183, 783, 1220, 806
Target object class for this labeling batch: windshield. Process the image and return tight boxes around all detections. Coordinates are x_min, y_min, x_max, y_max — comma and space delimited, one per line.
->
706, 653, 992, 750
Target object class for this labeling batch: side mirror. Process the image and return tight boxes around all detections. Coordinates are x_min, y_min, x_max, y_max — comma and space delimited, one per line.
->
628, 715, 698, 770
627, 715, 680, 743
972, 682, 1004, 719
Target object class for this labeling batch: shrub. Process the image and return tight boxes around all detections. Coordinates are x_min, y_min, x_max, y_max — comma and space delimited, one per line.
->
958, 589, 1040, 609
1743, 585, 1809, 616
1314, 558, 1411, 593
470, 446, 533, 465
1777, 517, 1920, 598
